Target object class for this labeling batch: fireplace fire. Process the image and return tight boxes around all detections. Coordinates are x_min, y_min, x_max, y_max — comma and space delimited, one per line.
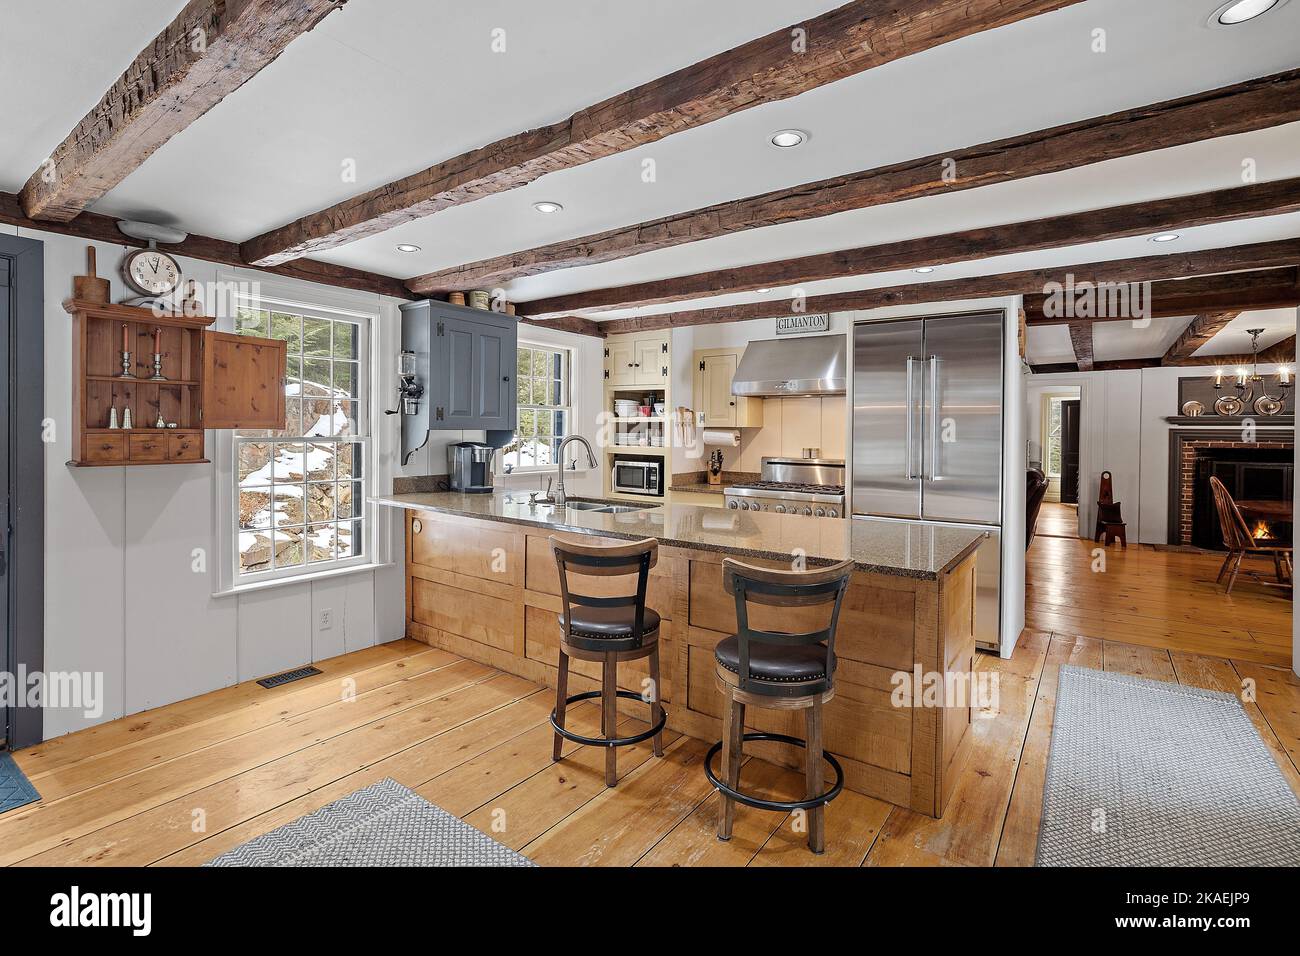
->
1253, 520, 1273, 541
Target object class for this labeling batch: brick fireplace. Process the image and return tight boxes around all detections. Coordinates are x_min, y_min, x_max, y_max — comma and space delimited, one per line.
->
1169, 429, 1294, 547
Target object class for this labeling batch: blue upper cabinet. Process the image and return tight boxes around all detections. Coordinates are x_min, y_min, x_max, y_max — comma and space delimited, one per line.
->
399, 300, 517, 462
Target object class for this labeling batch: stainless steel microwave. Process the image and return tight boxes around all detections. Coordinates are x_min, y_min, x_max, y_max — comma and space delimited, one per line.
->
611, 458, 662, 496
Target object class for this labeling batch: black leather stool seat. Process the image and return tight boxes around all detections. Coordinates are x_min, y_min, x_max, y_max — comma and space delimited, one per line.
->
557, 605, 660, 651
714, 634, 833, 688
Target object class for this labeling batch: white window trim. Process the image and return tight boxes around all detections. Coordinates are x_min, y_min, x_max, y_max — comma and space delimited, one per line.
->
1041, 393, 1070, 480
212, 279, 388, 596
500, 340, 575, 476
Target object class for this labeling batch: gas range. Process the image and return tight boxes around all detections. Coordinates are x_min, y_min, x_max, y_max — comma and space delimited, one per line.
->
723, 457, 845, 518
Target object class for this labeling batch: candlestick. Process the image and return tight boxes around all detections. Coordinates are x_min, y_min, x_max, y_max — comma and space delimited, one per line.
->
150, 353, 166, 381
1281, 366, 1291, 385
1214, 368, 1223, 387
121, 323, 129, 353
153, 327, 162, 353
119, 350, 133, 378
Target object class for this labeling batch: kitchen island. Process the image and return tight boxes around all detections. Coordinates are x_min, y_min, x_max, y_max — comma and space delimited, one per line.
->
377, 491, 984, 817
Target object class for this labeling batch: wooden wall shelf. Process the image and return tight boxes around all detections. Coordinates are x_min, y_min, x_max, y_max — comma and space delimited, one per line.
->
66, 299, 287, 467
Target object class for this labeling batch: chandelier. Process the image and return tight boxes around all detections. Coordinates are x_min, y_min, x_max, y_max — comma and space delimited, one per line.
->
1213, 328, 1291, 416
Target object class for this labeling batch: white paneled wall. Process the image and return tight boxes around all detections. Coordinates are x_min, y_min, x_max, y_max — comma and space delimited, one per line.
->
22, 226, 598, 739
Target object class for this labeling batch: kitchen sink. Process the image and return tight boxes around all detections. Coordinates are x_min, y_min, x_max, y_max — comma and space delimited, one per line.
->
559, 498, 659, 514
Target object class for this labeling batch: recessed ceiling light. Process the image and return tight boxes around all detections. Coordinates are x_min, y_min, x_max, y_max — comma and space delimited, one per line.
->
914, 266, 935, 274
1150, 233, 1181, 243
769, 129, 808, 149
533, 201, 564, 214
1210, 0, 1287, 26
755, 288, 771, 294
395, 243, 422, 253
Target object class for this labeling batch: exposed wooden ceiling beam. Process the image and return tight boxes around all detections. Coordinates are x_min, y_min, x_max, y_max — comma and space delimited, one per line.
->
0, 191, 408, 300
408, 68, 1300, 294
1030, 359, 1159, 374
597, 237, 1300, 335
1068, 323, 1094, 371
1161, 312, 1242, 365
243, 0, 1088, 267
1025, 267, 1300, 325
514, 178, 1300, 317
19, 0, 347, 222
518, 315, 605, 338
1030, 336, 1297, 374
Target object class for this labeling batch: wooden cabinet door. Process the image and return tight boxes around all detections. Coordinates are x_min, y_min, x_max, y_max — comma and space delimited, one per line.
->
200, 331, 286, 429
606, 338, 636, 387
436, 311, 516, 431
633, 335, 668, 386
438, 316, 478, 427
698, 352, 738, 426
474, 317, 515, 431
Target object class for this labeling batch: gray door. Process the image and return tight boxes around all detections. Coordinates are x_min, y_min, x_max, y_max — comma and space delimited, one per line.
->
852, 319, 923, 519
0, 255, 9, 710
921, 312, 1004, 525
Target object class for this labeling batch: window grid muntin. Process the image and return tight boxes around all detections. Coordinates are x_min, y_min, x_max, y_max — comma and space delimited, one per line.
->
506, 344, 571, 471
234, 301, 369, 578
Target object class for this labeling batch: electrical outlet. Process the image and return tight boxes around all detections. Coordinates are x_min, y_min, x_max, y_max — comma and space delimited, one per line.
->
319, 608, 333, 630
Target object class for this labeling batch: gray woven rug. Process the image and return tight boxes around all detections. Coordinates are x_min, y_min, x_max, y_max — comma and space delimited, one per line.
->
206, 778, 534, 867
1037, 666, 1300, 866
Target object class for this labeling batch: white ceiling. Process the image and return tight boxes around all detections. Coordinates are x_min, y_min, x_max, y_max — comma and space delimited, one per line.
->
1025, 309, 1297, 366
3, 0, 1300, 364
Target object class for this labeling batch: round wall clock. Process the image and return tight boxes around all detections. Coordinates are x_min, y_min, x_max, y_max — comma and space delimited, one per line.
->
123, 246, 182, 297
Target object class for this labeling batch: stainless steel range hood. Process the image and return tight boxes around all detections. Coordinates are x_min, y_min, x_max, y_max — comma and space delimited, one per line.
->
731, 334, 846, 397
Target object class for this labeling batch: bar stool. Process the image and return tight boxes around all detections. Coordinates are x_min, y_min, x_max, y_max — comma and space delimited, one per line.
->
705, 557, 854, 854
549, 535, 667, 787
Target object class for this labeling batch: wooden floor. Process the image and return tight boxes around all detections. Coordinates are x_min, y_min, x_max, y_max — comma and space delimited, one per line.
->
1035, 500, 1079, 538
0, 522, 1293, 867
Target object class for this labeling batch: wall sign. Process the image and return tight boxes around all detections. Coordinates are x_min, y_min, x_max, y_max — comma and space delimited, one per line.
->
775, 314, 830, 336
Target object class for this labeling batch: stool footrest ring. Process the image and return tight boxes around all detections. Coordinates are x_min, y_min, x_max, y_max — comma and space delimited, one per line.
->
705, 732, 844, 812
550, 690, 667, 748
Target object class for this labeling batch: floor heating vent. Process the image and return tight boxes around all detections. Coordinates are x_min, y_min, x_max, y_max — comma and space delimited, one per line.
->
257, 666, 322, 689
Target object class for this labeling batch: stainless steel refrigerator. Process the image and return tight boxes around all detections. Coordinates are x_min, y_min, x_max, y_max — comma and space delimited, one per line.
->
852, 311, 1005, 652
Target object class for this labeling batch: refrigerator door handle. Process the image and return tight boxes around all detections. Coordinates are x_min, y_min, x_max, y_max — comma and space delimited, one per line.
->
929, 355, 944, 481
904, 356, 917, 479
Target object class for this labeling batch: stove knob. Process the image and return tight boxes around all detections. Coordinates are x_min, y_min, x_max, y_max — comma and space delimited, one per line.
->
747, 501, 759, 511
727, 500, 739, 510
815, 508, 827, 517
827, 508, 838, 518
802, 506, 814, 516
773, 504, 786, 514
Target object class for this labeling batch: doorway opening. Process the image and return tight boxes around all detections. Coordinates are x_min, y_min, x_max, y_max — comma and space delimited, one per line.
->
1030, 386, 1081, 539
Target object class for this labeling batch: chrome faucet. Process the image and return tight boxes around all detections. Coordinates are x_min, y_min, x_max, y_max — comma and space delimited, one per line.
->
554, 435, 598, 506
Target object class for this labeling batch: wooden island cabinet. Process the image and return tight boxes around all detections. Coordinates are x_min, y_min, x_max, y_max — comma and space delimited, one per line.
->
388, 493, 982, 818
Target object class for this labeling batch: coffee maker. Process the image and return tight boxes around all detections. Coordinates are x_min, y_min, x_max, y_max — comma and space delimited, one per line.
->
447, 441, 496, 494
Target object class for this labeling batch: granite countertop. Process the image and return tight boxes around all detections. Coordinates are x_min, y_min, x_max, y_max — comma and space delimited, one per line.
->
668, 470, 760, 495
375, 491, 986, 580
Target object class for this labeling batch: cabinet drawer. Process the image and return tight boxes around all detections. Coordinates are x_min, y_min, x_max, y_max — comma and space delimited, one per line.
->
83, 434, 126, 463
168, 433, 203, 461
129, 433, 167, 462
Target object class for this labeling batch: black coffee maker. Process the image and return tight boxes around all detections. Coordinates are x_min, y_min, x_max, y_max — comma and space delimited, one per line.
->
447, 441, 496, 494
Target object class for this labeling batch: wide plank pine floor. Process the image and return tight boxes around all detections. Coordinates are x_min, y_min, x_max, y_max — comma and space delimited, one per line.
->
0, 536, 1294, 866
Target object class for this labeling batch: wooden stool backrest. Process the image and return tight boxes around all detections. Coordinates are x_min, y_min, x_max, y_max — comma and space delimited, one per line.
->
1209, 476, 1254, 551
721, 558, 854, 693
550, 536, 658, 640
1098, 471, 1115, 505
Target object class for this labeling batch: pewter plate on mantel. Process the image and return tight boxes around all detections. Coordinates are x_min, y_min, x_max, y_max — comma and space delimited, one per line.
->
1180, 400, 1205, 417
